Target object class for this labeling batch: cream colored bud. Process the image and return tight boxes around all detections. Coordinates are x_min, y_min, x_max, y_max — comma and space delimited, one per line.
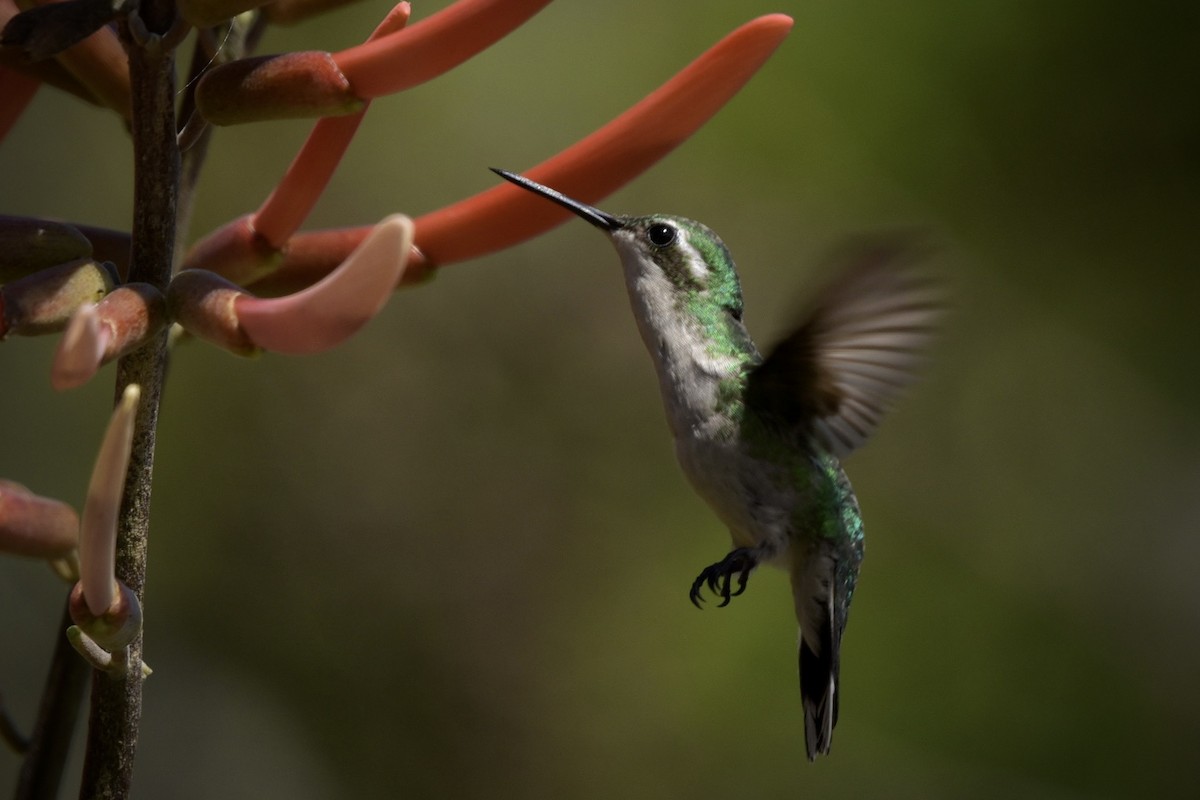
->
1, 259, 116, 337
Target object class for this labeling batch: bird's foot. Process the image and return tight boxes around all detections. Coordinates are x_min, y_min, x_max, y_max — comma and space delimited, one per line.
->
690, 547, 758, 608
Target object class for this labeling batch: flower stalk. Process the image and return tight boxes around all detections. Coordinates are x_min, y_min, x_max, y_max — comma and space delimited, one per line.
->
1, 2, 796, 795
73, 1, 178, 794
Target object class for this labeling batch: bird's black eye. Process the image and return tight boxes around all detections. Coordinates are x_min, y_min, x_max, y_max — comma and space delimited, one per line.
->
647, 223, 676, 247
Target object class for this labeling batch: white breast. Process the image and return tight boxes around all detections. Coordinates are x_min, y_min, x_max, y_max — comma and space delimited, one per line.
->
673, 428, 798, 562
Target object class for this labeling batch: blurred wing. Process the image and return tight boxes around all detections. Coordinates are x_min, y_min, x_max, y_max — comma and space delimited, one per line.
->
746, 236, 942, 458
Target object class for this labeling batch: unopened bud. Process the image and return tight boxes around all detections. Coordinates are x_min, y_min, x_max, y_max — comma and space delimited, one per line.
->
0, 216, 93, 282
196, 51, 364, 125
0, 259, 116, 337
166, 270, 260, 356
52, 283, 167, 390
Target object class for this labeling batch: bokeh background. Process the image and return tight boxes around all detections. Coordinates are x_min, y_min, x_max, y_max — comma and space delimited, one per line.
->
2, 1, 1198, 797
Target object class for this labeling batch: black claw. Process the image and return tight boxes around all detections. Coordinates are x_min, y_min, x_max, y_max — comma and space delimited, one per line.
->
718, 570, 735, 607
689, 548, 758, 609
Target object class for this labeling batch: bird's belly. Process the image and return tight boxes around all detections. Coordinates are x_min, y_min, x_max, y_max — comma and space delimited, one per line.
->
674, 435, 797, 559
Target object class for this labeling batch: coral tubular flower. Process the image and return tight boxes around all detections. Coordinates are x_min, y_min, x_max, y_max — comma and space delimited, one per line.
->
412, 13, 794, 268
243, 225, 400, 296
252, 2, 412, 250
181, 214, 280, 288
332, 0, 554, 100
236, 214, 414, 354
173, 216, 415, 356
187, 4, 412, 278
246, 13, 794, 292
197, 0, 553, 124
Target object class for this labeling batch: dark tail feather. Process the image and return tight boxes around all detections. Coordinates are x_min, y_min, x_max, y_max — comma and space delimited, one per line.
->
799, 615, 840, 760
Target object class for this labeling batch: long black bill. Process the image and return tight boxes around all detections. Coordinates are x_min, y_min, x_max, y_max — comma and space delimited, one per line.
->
491, 168, 623, 232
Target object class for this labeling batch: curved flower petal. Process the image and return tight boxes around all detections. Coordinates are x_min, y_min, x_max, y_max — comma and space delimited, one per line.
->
236, 214, 413, 354
241, 225, 416, 297
79, 383, 139, 617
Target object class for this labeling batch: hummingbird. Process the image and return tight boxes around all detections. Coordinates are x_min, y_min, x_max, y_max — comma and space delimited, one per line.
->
492, 168, 940, 760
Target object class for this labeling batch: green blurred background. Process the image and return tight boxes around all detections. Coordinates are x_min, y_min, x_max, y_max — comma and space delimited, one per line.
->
2, 1, 1198, 797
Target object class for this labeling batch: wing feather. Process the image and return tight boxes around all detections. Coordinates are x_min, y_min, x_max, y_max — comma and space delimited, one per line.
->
746, 235, 943, 457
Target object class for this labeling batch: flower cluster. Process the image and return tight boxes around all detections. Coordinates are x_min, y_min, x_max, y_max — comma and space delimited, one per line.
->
0, 0, 790, 678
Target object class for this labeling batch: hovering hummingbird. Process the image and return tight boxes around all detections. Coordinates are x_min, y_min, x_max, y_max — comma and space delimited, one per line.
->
492, 168, 941, 760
